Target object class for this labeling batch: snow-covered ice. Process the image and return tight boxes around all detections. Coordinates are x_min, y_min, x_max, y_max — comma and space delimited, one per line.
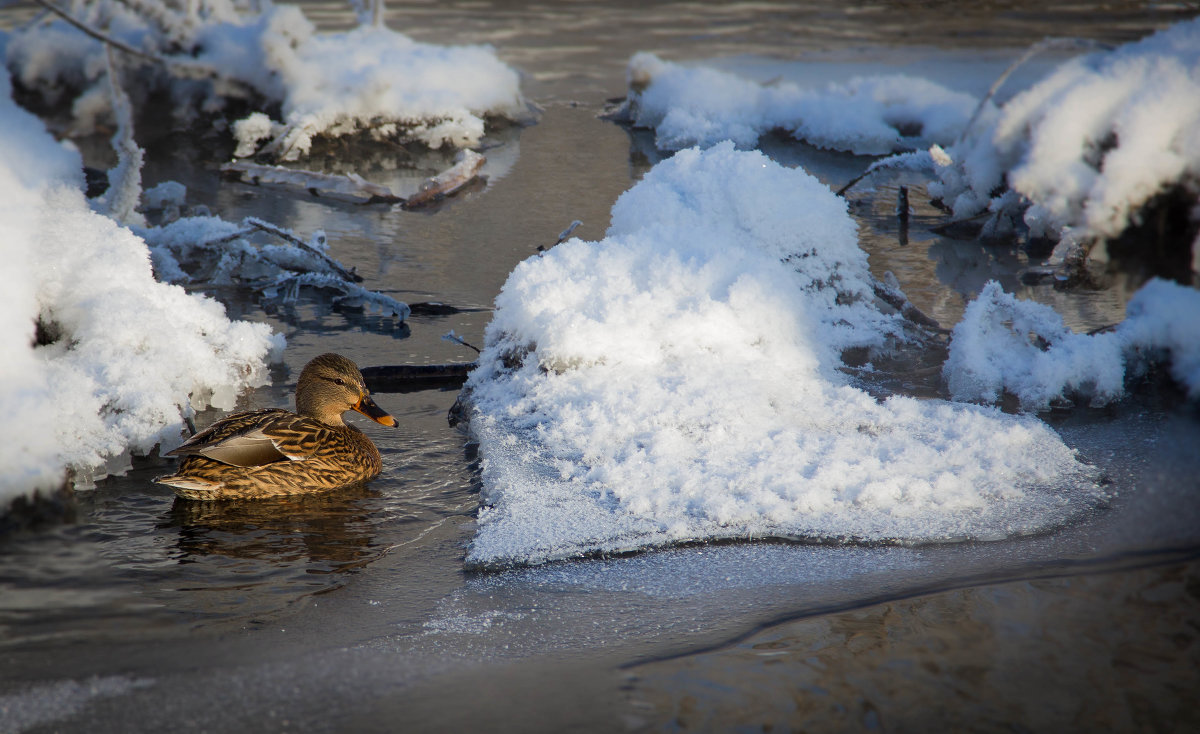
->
0, 75, 283, 504
5, 1, 527, 158
945, 279, 1200, 410
929, 17, 1200, 247
462, 144, 1101, 568
622, 52, 980, 155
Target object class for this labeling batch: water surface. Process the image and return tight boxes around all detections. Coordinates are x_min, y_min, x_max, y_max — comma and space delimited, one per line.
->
2, 2, 1198, 731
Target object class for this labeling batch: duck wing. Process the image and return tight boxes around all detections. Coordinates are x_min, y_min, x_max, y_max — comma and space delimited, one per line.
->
167, 409, 327, 467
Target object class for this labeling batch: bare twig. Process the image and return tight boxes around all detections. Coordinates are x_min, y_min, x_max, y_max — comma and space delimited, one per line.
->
957, 37, 1114, 144
32, 0, 161, 62
443, 331, 482, 354
836, 150, 931, 197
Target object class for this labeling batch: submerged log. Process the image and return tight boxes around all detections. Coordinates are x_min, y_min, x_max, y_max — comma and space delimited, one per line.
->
361, 363, 476, 393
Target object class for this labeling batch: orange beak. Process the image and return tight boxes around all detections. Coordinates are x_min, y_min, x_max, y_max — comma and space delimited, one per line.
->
353, 394, 397, 427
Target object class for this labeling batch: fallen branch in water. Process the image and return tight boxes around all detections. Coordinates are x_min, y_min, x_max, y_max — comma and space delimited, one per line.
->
872, 273, 948, 334
222, 151, 486, 209
260, 272, 410, 319
402, 150, 487, 209
244, 217, 363, 283
220, 161, 402, 204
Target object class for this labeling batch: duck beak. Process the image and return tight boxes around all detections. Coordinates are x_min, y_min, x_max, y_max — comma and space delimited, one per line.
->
354, 394, 397, 427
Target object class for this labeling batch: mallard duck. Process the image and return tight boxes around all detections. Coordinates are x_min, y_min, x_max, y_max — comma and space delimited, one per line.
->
156, 353, 396, 500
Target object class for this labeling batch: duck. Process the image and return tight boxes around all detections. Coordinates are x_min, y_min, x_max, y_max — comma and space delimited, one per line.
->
156, 353, 397, 500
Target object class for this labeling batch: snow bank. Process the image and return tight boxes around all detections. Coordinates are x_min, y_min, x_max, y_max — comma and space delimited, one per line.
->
4, 2, 526, 158
0, 77, 283, 504
622, 53, 980, 155
462, 144, 1100, 568
929, 17, 1200, 248
945, 279, 1200, 410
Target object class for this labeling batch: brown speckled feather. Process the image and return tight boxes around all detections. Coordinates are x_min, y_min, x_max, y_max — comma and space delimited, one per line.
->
155, 354, 393, 501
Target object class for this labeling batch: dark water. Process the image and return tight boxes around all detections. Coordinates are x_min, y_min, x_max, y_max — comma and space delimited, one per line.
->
3, 2, 1200, 732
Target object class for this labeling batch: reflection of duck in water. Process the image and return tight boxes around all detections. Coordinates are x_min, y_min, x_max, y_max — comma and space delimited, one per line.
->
156, 353, 396, 500
167, 486, 381, 569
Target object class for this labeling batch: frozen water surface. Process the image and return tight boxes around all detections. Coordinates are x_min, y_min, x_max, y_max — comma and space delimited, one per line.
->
1, 1, 1198, 732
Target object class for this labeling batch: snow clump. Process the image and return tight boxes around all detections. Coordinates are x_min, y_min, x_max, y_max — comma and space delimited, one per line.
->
621, 52, 980, 155
945, 279, 1200, 410
461, 143, 1101, 568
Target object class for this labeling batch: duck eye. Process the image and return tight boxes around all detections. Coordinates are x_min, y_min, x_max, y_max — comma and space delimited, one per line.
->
334, 378, 345, 386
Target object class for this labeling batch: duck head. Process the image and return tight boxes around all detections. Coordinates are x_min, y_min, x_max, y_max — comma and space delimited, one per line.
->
295, 353, 397, 428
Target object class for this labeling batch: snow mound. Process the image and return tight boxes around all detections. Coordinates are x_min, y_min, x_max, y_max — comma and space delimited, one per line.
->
945, 279, 1200, 410
462, 144, 1101, 568
0, 77, 283, 503
230, 24, 527, 159
622, 53, 980, 155
4, 2, 526, 157
929, 17, 1200, 248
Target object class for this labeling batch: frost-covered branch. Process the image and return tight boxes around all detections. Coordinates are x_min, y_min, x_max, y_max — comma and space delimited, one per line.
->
261, 272, 410, 319
442, 330, 481, 353
30, 0, 161, 62
929, 20, 1200, 274
95, 47, 145, 227
222, 151, 488, 209
872, 272, 947, 334
243, 217, 363, 283
957, 37, 1113, 145
836, 150, 935, 197
142, 208, 409, 325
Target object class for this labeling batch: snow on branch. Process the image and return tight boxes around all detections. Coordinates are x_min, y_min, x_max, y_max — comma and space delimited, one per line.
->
261, 272, 411, 320
929, 20, 1200, 275
615, 52, 980, 155
220, 150, 488, 208
94, 47, 145, 227
9, 0, 529, 158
